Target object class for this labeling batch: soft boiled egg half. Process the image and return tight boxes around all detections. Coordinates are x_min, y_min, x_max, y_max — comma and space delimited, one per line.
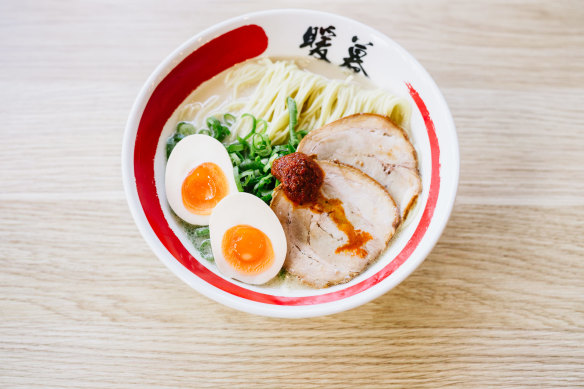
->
165, 134, 238, 225
210, 192, 287, 285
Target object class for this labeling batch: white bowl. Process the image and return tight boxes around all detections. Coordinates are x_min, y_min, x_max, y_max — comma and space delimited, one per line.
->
122, 9, 459, 318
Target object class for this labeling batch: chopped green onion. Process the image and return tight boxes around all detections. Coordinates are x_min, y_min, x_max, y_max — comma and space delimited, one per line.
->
248, 176, 261, 187
223, 113, 236, 126
240, 169, 256, 177
278, 268, 287, 280
198, 239, 214, 261
240, 170, 256, 182
287, 96, 298, 146
257, 119, 268, 134
239, 159, 263, 171
230, 152, 242, 165
205, 116, 230, 141
251, 133, 272, 157
254, 174, 273, 191
233, 166, 243, 192
206, 116, 220, 130
264, 153, 279, 172
166, 133, 185, 158
259, 188, 274, 197
198, 128, 212, 137
220, 126, 231, 141
237, 136, 248, 147
273, 145, 289, 153
167, 97, 303, 205
176, 121, 196, 136
194, 226, 210, 238
227, 143, 245, 153
241, 113, 257, 140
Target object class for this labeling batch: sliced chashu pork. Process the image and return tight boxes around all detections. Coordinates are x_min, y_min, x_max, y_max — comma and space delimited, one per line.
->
298, 113, 422, 219
270, 160, 399, 288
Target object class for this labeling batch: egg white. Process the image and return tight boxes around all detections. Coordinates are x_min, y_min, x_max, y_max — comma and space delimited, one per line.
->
165, 134, 238, 225
209, 192, 287, 285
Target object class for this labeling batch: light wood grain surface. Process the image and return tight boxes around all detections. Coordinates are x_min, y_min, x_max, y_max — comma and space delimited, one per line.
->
1, 1, 583, 387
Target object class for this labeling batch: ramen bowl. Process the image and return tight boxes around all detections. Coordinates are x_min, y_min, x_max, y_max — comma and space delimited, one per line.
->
122, 9, 459, 318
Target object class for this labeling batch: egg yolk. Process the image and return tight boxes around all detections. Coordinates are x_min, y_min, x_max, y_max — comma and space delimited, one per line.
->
181, 162, 229, 215
221, 225, 274, 275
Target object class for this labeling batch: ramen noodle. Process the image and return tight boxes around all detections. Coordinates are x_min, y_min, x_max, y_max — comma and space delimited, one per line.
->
177, 58, 411, 145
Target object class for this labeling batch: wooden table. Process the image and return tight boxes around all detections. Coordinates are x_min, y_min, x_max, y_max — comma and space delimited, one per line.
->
2, 1, 583, 387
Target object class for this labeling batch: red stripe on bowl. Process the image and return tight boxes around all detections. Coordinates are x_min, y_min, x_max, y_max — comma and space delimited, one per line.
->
134, 25, 440, 306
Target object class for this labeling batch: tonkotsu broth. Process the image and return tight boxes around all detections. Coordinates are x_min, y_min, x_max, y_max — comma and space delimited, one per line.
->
162, 56, 421, 291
